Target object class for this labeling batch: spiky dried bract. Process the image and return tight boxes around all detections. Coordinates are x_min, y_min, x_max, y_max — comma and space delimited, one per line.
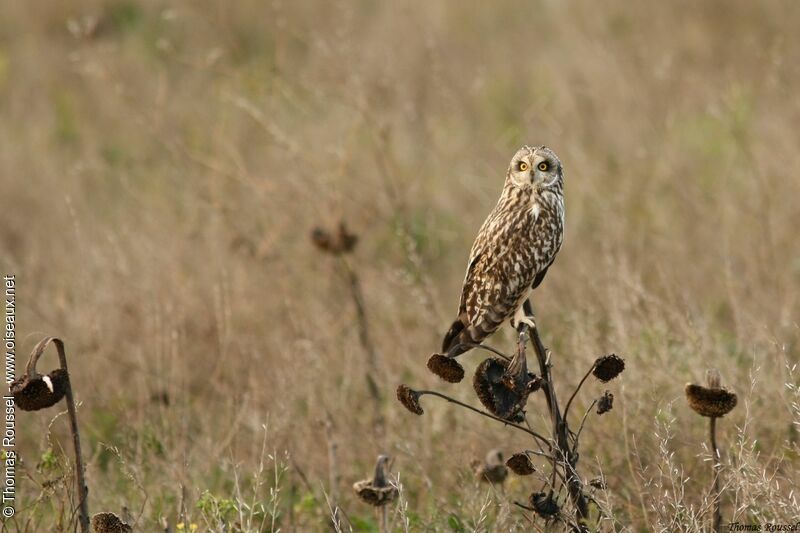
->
597, 390, 614, 415
353, 479, 398, 506
529, 492, 560, 518
10, 369, 69, 411
91, 512, 133, 533
310, 222, 358, 255
592, 354, 625, 382
473, 357, 529, 420
396, 385, 423, 415
427, 353, 465, 383
506, 453, 535, 475
685, 383, 738, 418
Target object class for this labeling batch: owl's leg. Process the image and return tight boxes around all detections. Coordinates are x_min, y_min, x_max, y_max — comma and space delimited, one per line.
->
512, 298, 536, 331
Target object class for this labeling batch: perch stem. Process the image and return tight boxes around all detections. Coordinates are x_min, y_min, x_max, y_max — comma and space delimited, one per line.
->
527, 322, 590, 528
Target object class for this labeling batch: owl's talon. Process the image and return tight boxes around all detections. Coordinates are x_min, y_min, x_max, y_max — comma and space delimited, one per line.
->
512, 303, 537, 331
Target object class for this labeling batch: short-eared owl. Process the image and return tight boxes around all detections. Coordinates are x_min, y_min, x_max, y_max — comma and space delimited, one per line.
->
441, 145, 564, 356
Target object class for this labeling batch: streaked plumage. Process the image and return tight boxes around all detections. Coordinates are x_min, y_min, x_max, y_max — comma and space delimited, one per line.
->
442, 145, 564, 356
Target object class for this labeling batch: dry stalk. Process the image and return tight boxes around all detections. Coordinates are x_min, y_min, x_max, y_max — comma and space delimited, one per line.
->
526, 322, 590, 527
710, 416, 722, 533
15, 337, 90, 533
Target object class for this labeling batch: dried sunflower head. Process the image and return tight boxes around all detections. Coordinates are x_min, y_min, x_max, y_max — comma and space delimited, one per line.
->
353, 455, 398, 507
529, 491, 560, 518
506, 453, 535, 476
472, 449, 508, 484
91, 512, 133, 533
310, 222, 358, 254
473, 357, 531, 421
396, 385, 424, 415
427, 353, 465, 383
10, 369, 69, 412
597, 390, 614, 415
592, 354, 625, 382
685, 383, 737, 418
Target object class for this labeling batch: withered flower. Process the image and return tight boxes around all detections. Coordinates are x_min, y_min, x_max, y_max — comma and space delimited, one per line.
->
91, 512, 132, 533
592, 354, 625, 382
353, 455, 398, 507
427, 353, 465, 383
506, 452, 535, 476
685, 383, 737, 418
473, 357, 535, 421
597, 390, 614, 415
310, 222, 358, 254
396, 385, 424, 415
589, 477, 607, 490
10, 368, 69, 411
472, 449, 508, 485
529, 491, 560, 518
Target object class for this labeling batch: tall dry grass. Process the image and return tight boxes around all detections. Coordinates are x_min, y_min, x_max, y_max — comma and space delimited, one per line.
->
1, 0, 799, 530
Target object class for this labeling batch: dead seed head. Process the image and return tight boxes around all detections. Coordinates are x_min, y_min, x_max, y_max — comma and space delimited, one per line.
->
593, 354, 625, 382
597, 390, 614, 415
353, 479, 398, 506
91, 512, 133, 533
474, 462, 508, 484
353, 454, 398, 506
529, 491, 560, 518
10, 369, 69, 411
589, 477, 607, 490
473, 357, 529, 421
310, 222, 358, 254
396, 385, 424, 415
427, 353, 465, 383
506, 453, 535, 475
685, 383, 738, 418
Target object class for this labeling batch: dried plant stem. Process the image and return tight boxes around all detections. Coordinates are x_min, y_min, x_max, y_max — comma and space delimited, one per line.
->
710, 416, 722, 533
322, 414, 343, 528
417, 390, 551, 447
527, 322, 589, 528
563, 362, 596, 421
43, 338, 90, 533
379, 505, 388, 533
340, 257, 385, 440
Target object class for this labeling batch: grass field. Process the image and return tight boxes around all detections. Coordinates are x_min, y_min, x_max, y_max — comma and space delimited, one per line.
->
1, 0, 799, 530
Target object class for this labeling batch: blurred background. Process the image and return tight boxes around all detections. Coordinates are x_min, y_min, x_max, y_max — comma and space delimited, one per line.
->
1, 0, 799, 530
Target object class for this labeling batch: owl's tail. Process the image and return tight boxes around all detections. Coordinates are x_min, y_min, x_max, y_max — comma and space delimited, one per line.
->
441, 315, 480, 357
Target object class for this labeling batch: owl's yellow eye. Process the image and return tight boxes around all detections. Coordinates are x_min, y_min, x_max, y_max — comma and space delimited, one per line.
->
519, 162, 529, 171
538, 162, 549, 171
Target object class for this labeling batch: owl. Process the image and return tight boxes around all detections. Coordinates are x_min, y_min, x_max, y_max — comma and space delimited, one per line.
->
441, 145, 564, 360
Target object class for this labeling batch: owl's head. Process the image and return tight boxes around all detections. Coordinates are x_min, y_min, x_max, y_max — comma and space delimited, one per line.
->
507, 145, 563, 192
